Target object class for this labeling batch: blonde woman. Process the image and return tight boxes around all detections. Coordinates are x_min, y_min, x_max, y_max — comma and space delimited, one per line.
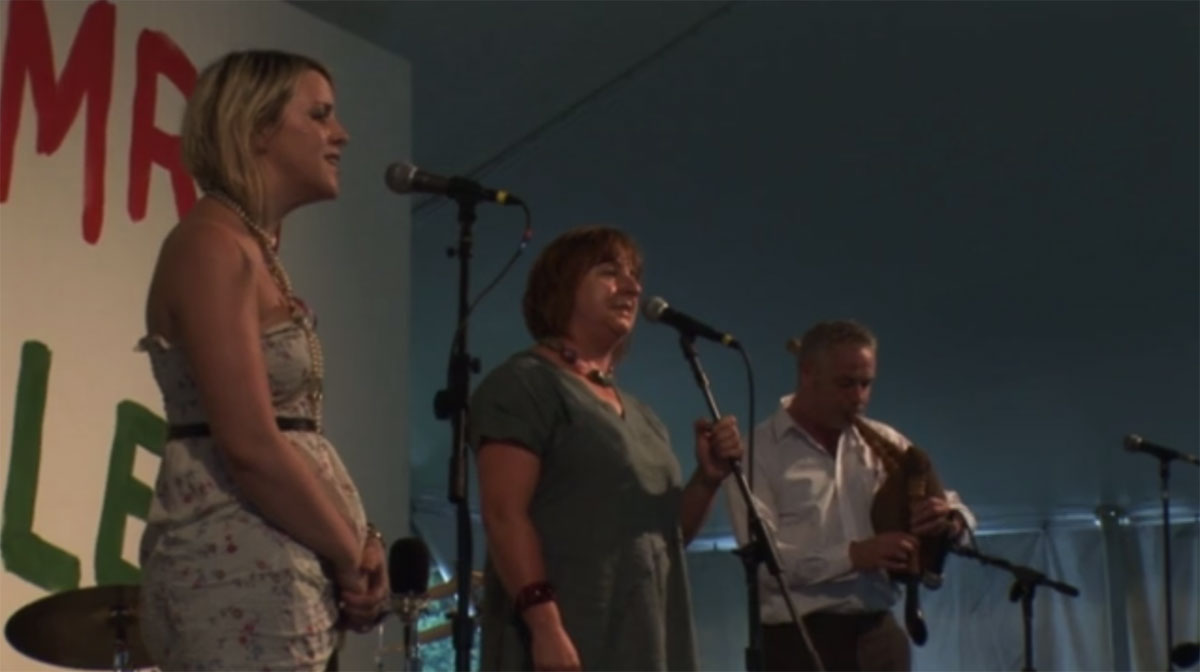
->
137, 50, 387, 670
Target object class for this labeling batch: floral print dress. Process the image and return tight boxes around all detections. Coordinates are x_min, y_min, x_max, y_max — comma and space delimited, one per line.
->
136, 318, 367, 671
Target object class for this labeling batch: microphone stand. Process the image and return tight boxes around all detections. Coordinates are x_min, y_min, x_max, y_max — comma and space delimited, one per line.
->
949, 545, 1080, 672
394, 593, 429, 672
1160, 456, 1176, 672
735, 536, 765, 672
110, 603, 133, 672
1142, 447, 1198, 670
433, 197, 481, 672
675, 334, 824, 671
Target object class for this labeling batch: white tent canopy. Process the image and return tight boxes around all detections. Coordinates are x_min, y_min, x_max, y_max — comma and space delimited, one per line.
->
299, 3, 1197, 669
298, 0, 1197, 526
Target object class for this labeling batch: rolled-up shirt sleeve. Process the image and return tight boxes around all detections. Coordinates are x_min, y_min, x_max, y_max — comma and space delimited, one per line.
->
945, 489, 976, 544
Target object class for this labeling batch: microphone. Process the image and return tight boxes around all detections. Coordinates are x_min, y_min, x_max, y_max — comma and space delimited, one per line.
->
388, 537, 432, 621
384, 161, 523, 206
1123, 434, 1199, 466
641, 296, 739, 348
388, 537, 431, 668
1172, 642, 1200, 668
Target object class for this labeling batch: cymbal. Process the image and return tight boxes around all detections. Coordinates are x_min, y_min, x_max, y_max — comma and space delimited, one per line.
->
418, 621, 452, 645
5, 584, 153, 670
426, 570, 483, 601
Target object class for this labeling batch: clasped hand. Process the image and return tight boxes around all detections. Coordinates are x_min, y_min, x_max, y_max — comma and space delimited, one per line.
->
336, 535, 390, 632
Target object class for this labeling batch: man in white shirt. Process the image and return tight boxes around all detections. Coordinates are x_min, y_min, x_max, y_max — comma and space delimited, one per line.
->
725, 320, 974, 671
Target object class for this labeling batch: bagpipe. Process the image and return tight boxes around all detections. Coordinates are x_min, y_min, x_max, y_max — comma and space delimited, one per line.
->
854, 416, 955, 646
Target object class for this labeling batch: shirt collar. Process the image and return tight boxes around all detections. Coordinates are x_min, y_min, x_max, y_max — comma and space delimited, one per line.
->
771, 393, 874, 461
770, 393, 800, 442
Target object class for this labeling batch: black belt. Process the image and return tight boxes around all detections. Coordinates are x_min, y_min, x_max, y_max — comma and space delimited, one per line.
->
166, 417, 318, 440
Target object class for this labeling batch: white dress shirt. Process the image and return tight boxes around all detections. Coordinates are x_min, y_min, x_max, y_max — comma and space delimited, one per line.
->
724, 395, 975, 622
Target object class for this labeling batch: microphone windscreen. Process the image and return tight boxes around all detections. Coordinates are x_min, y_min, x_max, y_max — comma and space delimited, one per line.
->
388, 537, 431, 596
384, 162, 417, 194
1171, 642, 1200, 668
1123, 434, 1143, 451
641, 296, 669, 321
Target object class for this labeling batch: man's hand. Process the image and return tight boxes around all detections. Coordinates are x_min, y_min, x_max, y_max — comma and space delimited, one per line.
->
911, 496, 961, 537
849, 532, 918, 572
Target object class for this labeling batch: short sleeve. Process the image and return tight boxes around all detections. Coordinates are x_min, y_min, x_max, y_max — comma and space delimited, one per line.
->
468, 355, 561, 458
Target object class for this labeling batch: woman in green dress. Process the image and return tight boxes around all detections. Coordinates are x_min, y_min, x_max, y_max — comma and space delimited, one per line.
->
470, 226, 744, 671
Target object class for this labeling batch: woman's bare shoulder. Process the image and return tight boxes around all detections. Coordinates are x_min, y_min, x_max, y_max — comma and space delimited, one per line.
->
159, 207, 255, 271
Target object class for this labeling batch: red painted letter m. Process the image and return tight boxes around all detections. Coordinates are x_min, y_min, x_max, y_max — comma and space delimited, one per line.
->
1, 0, 115, 244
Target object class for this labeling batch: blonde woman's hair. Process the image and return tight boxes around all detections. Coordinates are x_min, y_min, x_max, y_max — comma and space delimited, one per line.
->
181, 50, 331, 223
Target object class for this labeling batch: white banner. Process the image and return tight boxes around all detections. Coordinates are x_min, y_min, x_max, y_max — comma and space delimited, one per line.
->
0, 1, 412, 668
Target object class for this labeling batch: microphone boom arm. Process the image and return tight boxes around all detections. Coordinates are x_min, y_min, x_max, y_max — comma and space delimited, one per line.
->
948, 544, 1078, 671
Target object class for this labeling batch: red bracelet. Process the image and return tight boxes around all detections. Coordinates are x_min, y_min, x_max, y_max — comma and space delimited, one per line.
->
514, 580, 556, 613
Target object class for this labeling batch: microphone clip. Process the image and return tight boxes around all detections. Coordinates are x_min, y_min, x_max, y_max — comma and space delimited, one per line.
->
392, 593, 430, 625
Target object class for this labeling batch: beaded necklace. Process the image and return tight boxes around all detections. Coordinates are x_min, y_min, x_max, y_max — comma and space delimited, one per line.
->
209, 191, 325, 432
540, 339, 615, 388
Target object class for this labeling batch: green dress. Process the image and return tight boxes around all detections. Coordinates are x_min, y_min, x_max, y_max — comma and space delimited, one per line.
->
469, 350, 699, 671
